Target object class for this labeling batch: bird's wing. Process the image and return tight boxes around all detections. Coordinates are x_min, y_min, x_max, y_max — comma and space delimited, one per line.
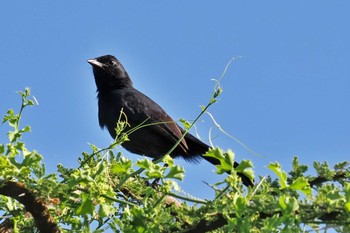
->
121, 89, 190, 154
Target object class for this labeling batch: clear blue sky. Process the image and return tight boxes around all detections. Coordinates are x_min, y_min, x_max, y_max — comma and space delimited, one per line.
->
1, 1, 349, 199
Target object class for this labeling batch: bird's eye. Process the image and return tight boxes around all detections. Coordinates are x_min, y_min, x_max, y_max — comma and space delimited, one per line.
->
108, 60, 116, 66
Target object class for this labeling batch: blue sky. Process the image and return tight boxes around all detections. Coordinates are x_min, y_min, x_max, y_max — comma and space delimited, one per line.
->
1, 1, 349, 200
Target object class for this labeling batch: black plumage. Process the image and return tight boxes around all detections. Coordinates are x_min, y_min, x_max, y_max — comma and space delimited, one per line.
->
88, 55, 253, 187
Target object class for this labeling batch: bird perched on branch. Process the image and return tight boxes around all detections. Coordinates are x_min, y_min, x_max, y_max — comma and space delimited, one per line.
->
88, 54, 253, 187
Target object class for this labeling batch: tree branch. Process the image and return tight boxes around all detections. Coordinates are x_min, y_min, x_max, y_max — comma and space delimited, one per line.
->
0, 181, 60, 233
308, 172, 348, 187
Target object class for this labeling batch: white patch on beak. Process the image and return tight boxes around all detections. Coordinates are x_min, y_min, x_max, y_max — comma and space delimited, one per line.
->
87, 59, 104, 68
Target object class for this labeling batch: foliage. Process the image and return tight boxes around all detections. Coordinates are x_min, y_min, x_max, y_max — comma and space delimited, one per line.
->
0, 88, 349, 233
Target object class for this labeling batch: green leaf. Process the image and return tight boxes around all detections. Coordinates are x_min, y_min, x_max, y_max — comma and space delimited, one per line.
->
111, 163, 129, 174
112, 156, 132, 173
234, 196, 248, 217
345, 183, 350, 212
21, 151, 43, 167
76, 195, 95, 216
92, 163, 106, 179
145, 168, 163, 179
98, 204, 114, 218
21, 125, 31, 133
136, 159, 153, 170
0, 156, 11, 168
8, 131, 19, 143
136, 158, 166, 178
204, 147, 233, 174
26, 99, 35, 106
313, 161, 333, 179
326, 190, 343, 204
213, 87, 223, 98
146, 163, 165, 178
234, 160, 254, 183
289, 177, 311, 196
292, 157, 299, 171
165, 165, 185, 180
345, 202, 350, 213
0, 144, 4, 154
334, 161, 348, 170
290, 157, 308, 179
267, 162, 288, 189
67, 172, 95, 187
179, 119, 191, 130
162, 154, 174, 167
3, 109, 16, 125
279, 195, 299, 213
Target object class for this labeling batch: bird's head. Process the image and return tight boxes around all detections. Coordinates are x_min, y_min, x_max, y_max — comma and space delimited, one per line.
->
88, 55, 132, 91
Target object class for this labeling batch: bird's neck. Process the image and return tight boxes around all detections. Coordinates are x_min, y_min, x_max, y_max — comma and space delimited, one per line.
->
115, 75, 133, 89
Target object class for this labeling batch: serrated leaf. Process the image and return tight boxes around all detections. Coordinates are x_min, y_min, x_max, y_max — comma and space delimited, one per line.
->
223, 149, 235, 167
111, 163, 128, 174
145, 170, 163, 179
235, 159, 253, 171
21, 151, 42, 167
289, 177, 312, 196
165, 165, 185, 180
236, 161, 255, 181
136, 159, 153, 170
204, 147, 232, 174
267, 162, 288, 189
67, 172, 95, 187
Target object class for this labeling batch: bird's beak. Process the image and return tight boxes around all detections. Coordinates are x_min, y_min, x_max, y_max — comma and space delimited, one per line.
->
87, 59, 104, 68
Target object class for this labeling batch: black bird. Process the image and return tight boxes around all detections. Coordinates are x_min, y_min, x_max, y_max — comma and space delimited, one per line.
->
88, 55, 253, 187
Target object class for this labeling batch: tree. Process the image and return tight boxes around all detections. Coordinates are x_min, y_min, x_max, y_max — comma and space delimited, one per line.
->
0, 88, 349, 233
